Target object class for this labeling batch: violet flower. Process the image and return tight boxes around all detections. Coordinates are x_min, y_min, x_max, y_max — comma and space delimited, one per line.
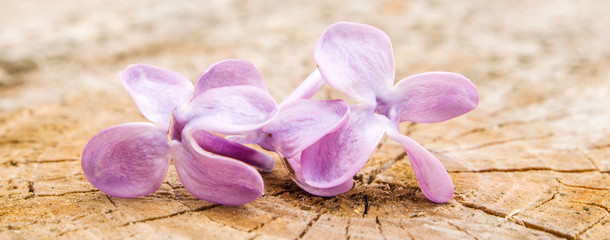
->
82, 59, 348, 205
82, 60, 281, 205
284, 22, 479, 203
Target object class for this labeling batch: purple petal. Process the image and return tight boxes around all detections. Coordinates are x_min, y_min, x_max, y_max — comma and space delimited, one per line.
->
282, 153, 354, 197
174, 122, 267, 205
300, 106, 386, 188
314, 22, 395, 103
190, 130, 275, 172
294, 177, 354, 197
262, 99, 349, 158
386, 128, 453, 203
81, 123, 170, 198
194, 59, 268, 97
390, 72, 478, 123
120, 64, 194, 131
173, 85, 277, 135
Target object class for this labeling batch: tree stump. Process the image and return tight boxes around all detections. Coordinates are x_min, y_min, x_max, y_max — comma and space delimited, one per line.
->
1, 1, 608, 239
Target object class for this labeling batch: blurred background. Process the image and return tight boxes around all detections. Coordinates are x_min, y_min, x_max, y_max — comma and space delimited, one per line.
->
2, 0, 608, 115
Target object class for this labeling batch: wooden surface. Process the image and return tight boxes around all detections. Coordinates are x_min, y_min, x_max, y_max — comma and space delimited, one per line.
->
1, 1, 609, 239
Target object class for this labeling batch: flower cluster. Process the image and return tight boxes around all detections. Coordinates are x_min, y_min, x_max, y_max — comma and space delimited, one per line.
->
82, 22, 478, 205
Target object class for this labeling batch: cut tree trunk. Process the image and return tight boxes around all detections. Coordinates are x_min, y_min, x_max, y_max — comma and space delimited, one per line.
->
1, 1, 608, 239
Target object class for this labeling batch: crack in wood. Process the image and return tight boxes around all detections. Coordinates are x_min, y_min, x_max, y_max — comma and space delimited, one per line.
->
298, 213, 320, 239
38, 173, 82, 182
585, 153, 603, 172
25, 158, 79, 164
430, 127, 486, 144
118, 204, 218, 227
165, 181, 183, 189
362, 194, 370, 218
0, 139, 36, 144
375, 216, 387, 240
448, 221, 479, 240
556, 179, 610, 191
529, 186, 558, 212
518, 219, 576, 240
247, 215, 279, 233
200, 210, 247, 232
105, 195, 117, 208
56, 226, 91, 237
398, 223, 416, 240
454, 127, 487, 139
504, 209, 524, 225
246, 233, 261, 240
450, 167, 598, 173
457, 201, 507, 218
345, 218, 351, 240
27, 180, 34, 194
496, 113, 571, 128
590, 143, 610, 149
365, 152, 407, 185
439, 134, 555, 153
0, 159, 21, 167
457, 201, 575, 239
404, 122, 417, 136
576, 214, 607, 238
35, 189, 99, 197
568, 201, 610, 215
70, 212, 93, 222
267, 189, 301, 197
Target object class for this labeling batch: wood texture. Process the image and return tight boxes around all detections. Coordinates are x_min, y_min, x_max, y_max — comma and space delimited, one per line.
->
1, 1, 609, 239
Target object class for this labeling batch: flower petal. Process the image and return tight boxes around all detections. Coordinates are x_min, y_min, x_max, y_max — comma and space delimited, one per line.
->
174, 122, 267, 205
171, 142, 264, 206
294, 177, 354, 197
391, 72, 478, 123
314, 22, 395, 103
386, 128, 453, 203
190, 129, 275, 172
300, 106, 386, 188
81, 122, 170, 198
194, 59, 268, 97
262, 99, 349, 158
120, 64, 194, 130
282, 153, 354, 197
173, 85, 278, 135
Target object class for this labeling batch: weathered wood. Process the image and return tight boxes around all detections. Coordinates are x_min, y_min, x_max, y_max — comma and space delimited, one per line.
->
1, 1, 609, 239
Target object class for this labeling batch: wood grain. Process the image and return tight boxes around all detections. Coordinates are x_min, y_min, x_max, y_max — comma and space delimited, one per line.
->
1, 1, 609, 239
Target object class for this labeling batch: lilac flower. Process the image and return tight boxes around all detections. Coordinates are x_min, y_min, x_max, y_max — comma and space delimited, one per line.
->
82, 59, 348, 205
170, 61, 349, 203
283, 22, 479, 203
82, 60, 278, 205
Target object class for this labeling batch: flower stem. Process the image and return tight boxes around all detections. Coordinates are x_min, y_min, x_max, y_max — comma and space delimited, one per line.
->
280, 69, 325, 107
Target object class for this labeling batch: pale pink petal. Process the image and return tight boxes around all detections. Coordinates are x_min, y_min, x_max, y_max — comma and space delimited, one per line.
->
171, 142, 264, 206
81, 123, 170, 198
194, 59, 268, 97
173, 85, 277, 135
282, 153, 354, 197
314, 22, 395, 103
386, 128, 453, 203
300, 106, 386, 188
390, 72, 478, 123
174, 122, 268, 205
120, 64, 193, 130
261, 99, 349, 158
